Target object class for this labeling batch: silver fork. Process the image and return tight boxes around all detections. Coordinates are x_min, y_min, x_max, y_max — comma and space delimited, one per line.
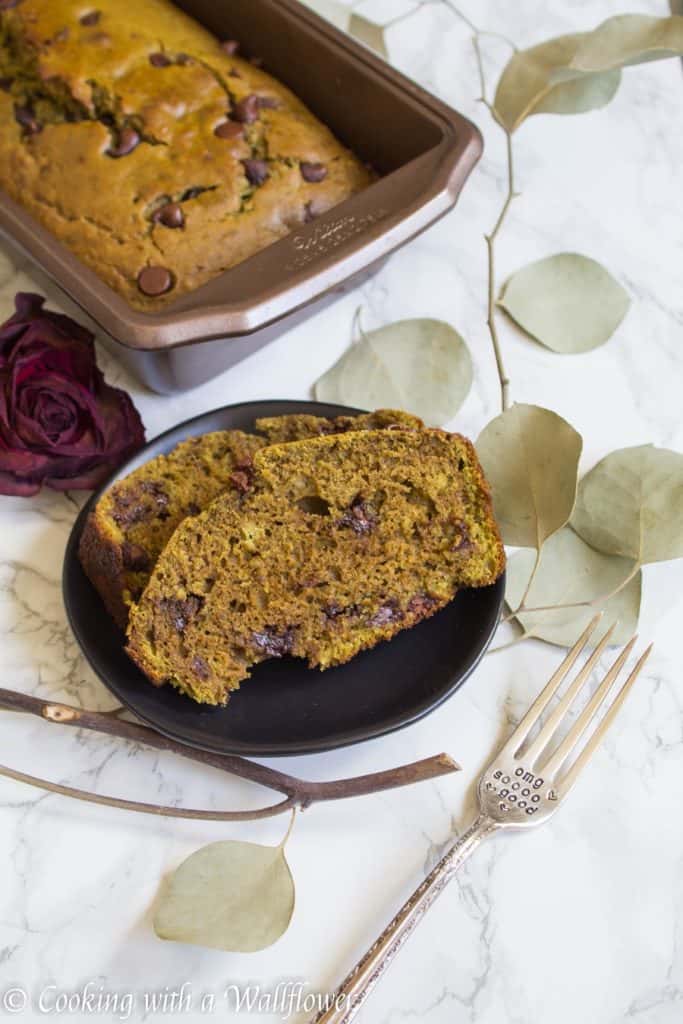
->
312, 616, 652, 1024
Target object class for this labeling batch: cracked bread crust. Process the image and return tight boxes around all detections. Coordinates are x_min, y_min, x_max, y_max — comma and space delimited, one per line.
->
0, 0, 372, 310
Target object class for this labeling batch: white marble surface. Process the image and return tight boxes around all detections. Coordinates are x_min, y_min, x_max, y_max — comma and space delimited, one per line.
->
1, 1, 682, 1022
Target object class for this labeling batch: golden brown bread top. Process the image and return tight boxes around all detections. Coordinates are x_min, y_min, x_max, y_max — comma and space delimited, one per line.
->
0, 0, 372, 309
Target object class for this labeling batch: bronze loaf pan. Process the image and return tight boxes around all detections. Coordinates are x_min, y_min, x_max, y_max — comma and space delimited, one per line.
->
0, 0, 483, 394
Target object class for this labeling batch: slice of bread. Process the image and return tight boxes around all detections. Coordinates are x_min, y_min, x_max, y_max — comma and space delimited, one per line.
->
78, 430, 263, 628
78, 410, 423, 628
126, 429, 505, 705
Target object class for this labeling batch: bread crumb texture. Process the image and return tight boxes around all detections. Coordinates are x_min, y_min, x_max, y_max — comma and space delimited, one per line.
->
126, 428, 505, 705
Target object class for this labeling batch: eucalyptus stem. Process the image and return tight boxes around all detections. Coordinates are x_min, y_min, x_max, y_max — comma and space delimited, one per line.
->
0, 688, 460, 823
382, 1, 517, 411
472, 37, 516, 412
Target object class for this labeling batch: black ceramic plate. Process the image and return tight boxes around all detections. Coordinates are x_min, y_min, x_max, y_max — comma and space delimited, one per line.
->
63, 400, 504, 756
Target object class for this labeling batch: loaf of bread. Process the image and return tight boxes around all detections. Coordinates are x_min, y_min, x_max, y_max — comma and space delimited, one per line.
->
78, 410, 423, 628
0, 0, 372, 310
126, 429, 505, 705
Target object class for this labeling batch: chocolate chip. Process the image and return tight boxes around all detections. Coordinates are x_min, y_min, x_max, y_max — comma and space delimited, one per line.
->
107, 126, 140, 158
232, 94, 260, 124
191, 655, 210, 680
229, 67, 242, 78
407, 593, 439, 619
137, 266, 174, 297
175, 52, 191, 65
0, 78, 12, 91
153, 202, 185, 229
149, 51, 172, 67
451, 519, 472, 552
160, 594, 204, 633
220, 39, 240, 55
181, 187, 205, 201
301, 161, 328, 184
242, 159, 269, 187
323, 602, 344, 621
14, 105, 41, 136
53, 27, 70, 42
258, 95, 279, 109
121, 542, 151, 572
186, 502, 201, 516
369, 600, 404, 628
338, 496, 376, 536
229, 458, 254, 494
79, 9, 100, 25
214, 119, 243, 140
252, 626, 295, 658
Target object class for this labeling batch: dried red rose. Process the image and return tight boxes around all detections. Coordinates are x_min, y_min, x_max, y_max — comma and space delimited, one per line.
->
0, 293, 145, 496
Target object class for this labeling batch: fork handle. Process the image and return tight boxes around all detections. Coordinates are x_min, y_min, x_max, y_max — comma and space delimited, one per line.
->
311, 814, 497, 1024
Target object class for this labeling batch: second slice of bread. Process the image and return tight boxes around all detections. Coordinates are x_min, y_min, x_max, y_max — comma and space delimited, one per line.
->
126, 429, 505, 705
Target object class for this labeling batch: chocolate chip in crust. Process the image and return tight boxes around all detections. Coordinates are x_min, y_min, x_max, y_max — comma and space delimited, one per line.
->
107, 126, 140, 158
232, 94, 260, 124
243, 159, 269, 187
153, 202, 185, 229
79, 9, 101, 25
301, 161, 328, 184
137, 266, 174, 297
214, 119, 244, 140
220, 39, 240, 55
149, 51, 172, 67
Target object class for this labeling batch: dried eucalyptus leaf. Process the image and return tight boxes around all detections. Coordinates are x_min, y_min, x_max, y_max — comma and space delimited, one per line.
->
476, 404, 582, 549
315, 319, 473, 427
349, 14, 388, 57
493, 34, 621, 132
572, 445, 683, 564
498, 254, 630, 354
560, 15, 683, 74
506, 528, 642, 648
154, 840, 295, 952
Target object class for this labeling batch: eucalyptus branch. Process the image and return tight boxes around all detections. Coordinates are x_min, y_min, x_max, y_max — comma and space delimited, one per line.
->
0, 688, 460, 822
472, 37, 516, 412
379, 1, 517, 411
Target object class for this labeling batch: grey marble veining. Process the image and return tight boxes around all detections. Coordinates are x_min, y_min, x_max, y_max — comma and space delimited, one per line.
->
0, 1, 682, 1022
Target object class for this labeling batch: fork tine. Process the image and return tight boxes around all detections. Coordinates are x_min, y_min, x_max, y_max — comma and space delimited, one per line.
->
539, 636, 639, 778
504, 614, 602, 755
522, 622, 617, 765
556, 645, 653, 798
